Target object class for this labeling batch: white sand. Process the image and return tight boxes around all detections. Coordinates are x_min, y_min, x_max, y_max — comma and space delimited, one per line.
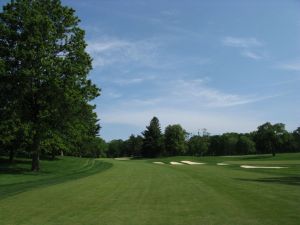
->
170, 161, 184, 165
217, 163, 229, 166
241, 165, 287, 169
153, 162, 165, 164
181, 161, 205, 165
114, 157, 131, 160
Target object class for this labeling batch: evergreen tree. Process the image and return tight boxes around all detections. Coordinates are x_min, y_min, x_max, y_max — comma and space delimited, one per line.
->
142, 117, 163, 158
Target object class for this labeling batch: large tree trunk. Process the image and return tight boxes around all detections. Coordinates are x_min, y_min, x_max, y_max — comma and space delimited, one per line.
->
31, 131, 41, 171
51, 149, 55, 160
9, 149, 15, 163
31, 152, 40, 171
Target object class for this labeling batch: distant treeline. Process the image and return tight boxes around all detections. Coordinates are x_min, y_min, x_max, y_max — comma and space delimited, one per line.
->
105, 117, 300, 158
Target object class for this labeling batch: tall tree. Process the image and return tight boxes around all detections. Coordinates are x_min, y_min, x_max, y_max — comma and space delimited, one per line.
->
236, 135, 256, 155
142, 117, 163, 158
0, 0, 99, 170
188, 135, 209, 156
126, 134, 143, 157
254, 122, 286, 156
164, 124, 187, 156
293, 127, 300, 151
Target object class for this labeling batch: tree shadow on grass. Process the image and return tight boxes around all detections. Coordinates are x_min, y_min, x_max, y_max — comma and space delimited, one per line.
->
236, 176, 300, 186
242, 155, 273, 160
0, 158, 32, 174
0, 159, 113, 200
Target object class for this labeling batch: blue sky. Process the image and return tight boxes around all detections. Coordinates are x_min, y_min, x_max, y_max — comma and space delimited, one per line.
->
67, 0, 300, 141
2, 0, 300, 140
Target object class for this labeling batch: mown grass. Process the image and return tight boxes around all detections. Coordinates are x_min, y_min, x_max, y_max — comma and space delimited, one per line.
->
0, 153, 300, 225
0, 156, 112, 199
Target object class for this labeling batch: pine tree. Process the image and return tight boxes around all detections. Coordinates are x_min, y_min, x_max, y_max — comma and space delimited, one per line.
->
142, 117, 163, 158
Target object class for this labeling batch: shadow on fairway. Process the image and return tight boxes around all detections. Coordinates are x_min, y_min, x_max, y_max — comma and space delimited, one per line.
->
242, 155, 273, 160
237, 176, 300, 186
0, 158, 32, 174
0, 160, 112, 200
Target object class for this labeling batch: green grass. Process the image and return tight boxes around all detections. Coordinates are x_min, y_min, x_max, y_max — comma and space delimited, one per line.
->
0, 153, 300, 225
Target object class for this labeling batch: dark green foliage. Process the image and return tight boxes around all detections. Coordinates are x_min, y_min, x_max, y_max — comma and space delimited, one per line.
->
164, 124, 187, 156
126, 135, 143, 157
107, 140, 124, 158
105, 119, 298, 158
236, 135, 256, 155
293, 127, 300, 151
188, 135, 209, 156
0, 0, 100, 170
142, 117, 164, 158
254, 122, 287, 156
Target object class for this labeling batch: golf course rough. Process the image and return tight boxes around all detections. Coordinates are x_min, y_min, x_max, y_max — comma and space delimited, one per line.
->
0, 153, 300, 225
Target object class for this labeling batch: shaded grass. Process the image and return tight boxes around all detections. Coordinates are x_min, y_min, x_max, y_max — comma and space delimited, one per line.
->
237, 176, 300, 186
0, 157, 112, 199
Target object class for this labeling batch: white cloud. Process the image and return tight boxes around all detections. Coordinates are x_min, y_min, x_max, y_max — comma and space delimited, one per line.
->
222, 36, 262, 48
222, 36, 266, 60
112, 76, 156, 86
168, 79, 276, 107
87, 38, 159, 68
278, 60, 300, 71
241, 50, 263, 60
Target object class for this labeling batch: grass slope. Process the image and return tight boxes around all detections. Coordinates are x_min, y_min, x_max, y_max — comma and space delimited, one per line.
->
0, 153, 300, 225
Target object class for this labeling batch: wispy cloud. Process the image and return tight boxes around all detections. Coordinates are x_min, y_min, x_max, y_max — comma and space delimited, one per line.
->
169, 79, 277, 107
241, 50, 264, 60
222, 36, 266, 60
100, 108, 263, 138
278, 59, 300, 71
112, 76, 156, 86
117, 78, 279, 109
87, 38, 159, 68
222, 36, 262, 48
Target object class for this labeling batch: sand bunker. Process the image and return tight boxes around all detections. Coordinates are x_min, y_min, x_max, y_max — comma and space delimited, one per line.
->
153, 162, 165, 164
217, 163, 229, 166
114, 157, 131, 160
241, 165, 287, 169
170, 161, 184, 165
181, 161, 205, 165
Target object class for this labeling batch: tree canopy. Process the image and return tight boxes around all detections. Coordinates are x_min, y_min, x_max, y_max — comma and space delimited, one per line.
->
0, 0, 100, 170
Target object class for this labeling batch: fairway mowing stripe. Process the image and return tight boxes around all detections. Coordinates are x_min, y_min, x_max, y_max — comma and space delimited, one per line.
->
153, 162, 165, 164
170, 161, 184, 165
181, 161, 205, 165
217, 163, 229, 166
240, 165, 288, 169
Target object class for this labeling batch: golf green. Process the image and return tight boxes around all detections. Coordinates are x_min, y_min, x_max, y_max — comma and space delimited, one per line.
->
0, 154, 299, 225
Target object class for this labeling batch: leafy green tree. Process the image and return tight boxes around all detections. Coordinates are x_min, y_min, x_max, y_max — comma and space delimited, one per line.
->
0, 0, 99, 170
107, 140, 124, 158
142, 117, 163, 158
222, 133, 239, 155
254, 122, 287, 156
209, 135, 223, 156
187, 135, 209, 156
164, 124, 187, 156
236, 135, 256, 155
293, 127, 300, 151
126, 134, 143, 157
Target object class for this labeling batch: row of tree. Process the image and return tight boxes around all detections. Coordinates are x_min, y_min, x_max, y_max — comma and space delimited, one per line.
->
105, 117, 300, 158
0, 0, 102, 170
